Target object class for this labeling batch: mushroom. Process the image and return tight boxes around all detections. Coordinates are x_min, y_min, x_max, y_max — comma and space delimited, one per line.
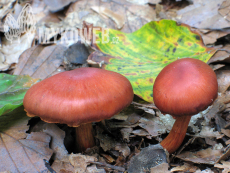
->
153, 58, 218, 154
23, 67, 134, 152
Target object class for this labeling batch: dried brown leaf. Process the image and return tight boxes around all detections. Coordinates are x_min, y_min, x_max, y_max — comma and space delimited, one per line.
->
52, 153, 97, 173
215, 161, 230, 173
176, 0, 229, 29
67, 0, 156, 33
43, 0, 76, 12
171, 162, 199, 172
219, 0, 230, 22
0, 108, 53, 172
216, 70, 230, 93
96, 127, 130, 158
208, 45, 230, 64
91, 6, 125, 29
201, 30, 230, 45
13, 44, 67, 80
176, 148, 224, 165
151, 163, 170, 173
32, 122, 68, 160
221, 129, 230, 138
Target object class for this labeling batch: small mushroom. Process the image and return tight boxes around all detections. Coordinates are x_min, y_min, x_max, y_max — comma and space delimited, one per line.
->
153, 58, 218, 154
23, 67, 134, 152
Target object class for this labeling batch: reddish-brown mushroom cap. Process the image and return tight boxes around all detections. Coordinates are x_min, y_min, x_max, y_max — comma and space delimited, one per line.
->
23, 67, 134, 127
153, 58, 218, 154
153, 58, 218, 117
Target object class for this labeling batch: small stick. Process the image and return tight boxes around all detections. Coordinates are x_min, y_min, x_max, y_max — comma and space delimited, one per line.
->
87, 161, 125, 172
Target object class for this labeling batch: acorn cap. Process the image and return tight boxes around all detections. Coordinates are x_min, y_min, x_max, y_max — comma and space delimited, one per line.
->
23, 67, 134, 127
153, 58, 218, 117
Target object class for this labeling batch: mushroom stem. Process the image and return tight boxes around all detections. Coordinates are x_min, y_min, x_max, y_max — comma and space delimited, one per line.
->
160, 115, 192, 154
75, 123, 95, 152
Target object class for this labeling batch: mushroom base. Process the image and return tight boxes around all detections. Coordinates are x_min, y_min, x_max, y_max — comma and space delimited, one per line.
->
75, 123, 95, 152
160, 115, 192, 154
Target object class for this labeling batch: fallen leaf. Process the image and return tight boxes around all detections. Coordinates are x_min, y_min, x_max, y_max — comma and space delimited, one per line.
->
96, 127, 130, 158
221, 128, 230, 138
219, 0, 230, 22
52, 153, 97, 173
32, 122, 68, 160
120, 127, 133, 142
200, 30, 230, 45
215, 161, 230, 173
91, 6, 125, 29
13, 44, 67, 79
199, 126, 223, 139
0, 107, 53, 172
88, 20, 216, 102
176, 148, 227, 165
171, 162, 199, 172
176, 0, 230, 29
151, 163, 170, 173
216, 70, 230, 94
67, 0, 156, 33
0, 73, 39, 115
208, 45, 230, 64
43, 0, 76, 12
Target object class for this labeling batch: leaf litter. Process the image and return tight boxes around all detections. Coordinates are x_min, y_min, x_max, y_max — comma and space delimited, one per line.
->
1, 0, 230, 172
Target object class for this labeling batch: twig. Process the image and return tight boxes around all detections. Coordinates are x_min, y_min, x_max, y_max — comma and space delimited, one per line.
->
87, 161, 125, 172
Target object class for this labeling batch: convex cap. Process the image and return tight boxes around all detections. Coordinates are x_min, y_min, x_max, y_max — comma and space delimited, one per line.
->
153, 58, 218, 117
23, 67, 134, 127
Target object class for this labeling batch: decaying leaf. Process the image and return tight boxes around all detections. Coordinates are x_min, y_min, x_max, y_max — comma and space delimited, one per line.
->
216, 70, 230, 93
215, 161, 230, 173
91, 6, 125, 29
199, 30, 230, 45
0, 107, 53, 172
199, 126, 224, 139
96, 127, 130, 158
13, 44, 67, 79
31, 122, 68, 160
43, 0, 76, 12
89, 19, 216, 102
176, 0, 230, 29
208, 45, 230, 64
52, 153, 97, 173
150, 163, 170, 173
218, 0, 230, 22
176, 147, 230, 165
67, 0, 156, 33
171, 162, 199, 172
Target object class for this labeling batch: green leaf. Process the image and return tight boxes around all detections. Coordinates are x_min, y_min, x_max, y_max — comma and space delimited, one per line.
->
0, 73, 39, 116
89, 20, 217, 102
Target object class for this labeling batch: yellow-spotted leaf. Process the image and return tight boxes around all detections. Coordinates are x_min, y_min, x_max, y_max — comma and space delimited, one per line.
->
88, 20, 216, 102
